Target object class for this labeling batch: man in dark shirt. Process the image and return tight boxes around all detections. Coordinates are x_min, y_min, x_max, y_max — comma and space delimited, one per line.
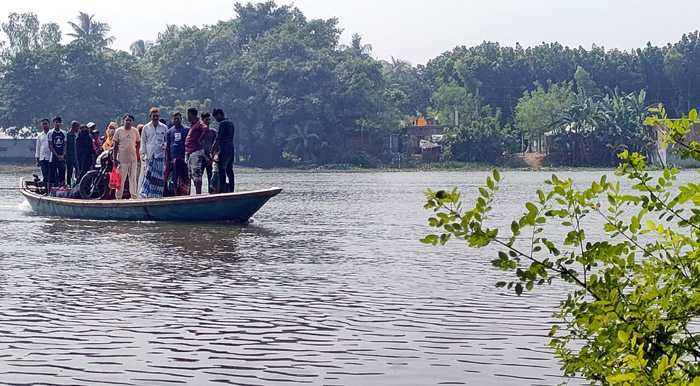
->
65, 121, 79, 186
48, 116, 66, 187
165, 112, 190, 196
212, 108, 235, 193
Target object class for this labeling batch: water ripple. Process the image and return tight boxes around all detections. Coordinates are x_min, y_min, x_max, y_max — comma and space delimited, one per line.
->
0, 170, 667, 385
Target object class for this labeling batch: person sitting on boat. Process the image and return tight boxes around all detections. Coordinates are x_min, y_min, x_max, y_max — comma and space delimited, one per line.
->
184, 107, 209, 195
34, 118, 51, 195
139, 108, 168, 198
113, 114, 141, 199
165, 112, 190, 196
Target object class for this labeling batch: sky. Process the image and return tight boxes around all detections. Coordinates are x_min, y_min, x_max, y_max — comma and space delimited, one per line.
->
3, 0, 700, 65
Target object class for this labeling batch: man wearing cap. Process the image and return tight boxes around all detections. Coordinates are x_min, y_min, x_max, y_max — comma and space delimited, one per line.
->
139, 108, 168, 198
76, 122, 95, 182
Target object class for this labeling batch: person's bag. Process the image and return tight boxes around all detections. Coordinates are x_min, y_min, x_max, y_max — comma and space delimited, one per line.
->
109, 167, 121, 190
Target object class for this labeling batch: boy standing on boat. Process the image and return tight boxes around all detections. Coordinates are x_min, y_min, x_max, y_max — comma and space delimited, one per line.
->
48, 116, 66, 187
35, 118, 51, 194
184, 107, 209, 194
139, 108, 168, 198
165, 112, 190, 196
113, 114, 141, 199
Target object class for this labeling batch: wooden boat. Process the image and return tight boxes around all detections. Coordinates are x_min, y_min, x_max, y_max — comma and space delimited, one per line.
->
19, 177, 281, 222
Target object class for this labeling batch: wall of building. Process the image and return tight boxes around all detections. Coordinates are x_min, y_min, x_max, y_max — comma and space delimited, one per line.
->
0, 138, 36, 162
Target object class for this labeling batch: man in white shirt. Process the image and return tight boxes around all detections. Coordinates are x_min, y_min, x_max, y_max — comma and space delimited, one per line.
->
34, 118, 51, 195
139, 107, 168, 198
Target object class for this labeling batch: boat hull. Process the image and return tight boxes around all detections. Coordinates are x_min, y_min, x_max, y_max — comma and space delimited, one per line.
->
20, 179, 281, 222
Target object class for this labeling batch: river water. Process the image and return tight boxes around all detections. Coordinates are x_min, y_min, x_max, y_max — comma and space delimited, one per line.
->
0, 169, 691, 385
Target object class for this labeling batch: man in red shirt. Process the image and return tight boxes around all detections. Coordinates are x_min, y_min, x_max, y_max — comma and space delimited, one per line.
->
184, 107, 209, 194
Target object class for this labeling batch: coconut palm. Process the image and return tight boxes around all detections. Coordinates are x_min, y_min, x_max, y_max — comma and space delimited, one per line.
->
286, 124, 319, 161
67, 11, 115, 47
339, 33, 372, 55
129, 39, 153, 59
550, 94, 605, 165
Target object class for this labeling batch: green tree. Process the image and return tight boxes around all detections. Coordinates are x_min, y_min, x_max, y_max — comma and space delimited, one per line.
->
39, 22, 61, 48
515, 81, 574, 147
285, 124, 320, 163
443, 107, 518, 163
129, 39, 153, 59
2, 12, 41, 54
429, 81, 478, 126
422, 108, 700, 384
382, 56, 430, 117
573, 65, 598, 96
549, 93, 605, 165
67, 11, 115, 47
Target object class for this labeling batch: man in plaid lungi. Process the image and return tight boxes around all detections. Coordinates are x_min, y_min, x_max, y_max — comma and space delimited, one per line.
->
139, 107, 168, 198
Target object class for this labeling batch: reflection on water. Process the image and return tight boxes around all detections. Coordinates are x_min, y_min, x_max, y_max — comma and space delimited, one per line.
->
1, 169, 683, 385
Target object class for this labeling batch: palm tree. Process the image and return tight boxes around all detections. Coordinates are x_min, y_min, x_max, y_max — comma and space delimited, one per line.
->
129, 39, 153, 59
158, 24, 179, 40
286, 125, 319, 161
67, 11, 115, 47
339, 33, 372, 55
551, 94, 605, 165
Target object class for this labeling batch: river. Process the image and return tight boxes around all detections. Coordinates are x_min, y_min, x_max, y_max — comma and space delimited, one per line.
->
0, 169, 683, 385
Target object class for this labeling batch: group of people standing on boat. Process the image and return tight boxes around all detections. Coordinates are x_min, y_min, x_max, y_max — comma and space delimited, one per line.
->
34, 107, 236, 199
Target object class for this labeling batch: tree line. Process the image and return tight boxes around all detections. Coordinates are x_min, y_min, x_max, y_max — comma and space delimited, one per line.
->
1, 1, 700, 167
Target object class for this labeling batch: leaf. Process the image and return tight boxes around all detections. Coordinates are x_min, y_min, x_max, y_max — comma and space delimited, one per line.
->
420, 235, 438, 245
526, 202, 538, 215
617, 330, 629, 344
548, 325, 560, 337
511, 221, 519, 234
515, 283, 523, 296
493, 169, 501, 182
607, 373, 636, 383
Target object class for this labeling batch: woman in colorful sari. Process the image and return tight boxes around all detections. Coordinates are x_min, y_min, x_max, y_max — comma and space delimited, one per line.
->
102, 122, 118, 152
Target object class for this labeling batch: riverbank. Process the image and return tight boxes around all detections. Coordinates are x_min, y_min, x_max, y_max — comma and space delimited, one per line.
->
0, 154, 675, 175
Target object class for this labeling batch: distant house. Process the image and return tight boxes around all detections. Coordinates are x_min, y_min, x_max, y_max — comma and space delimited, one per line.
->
0, 138, 35, 162
650, 123, 700, 167
400, 117, 445, 161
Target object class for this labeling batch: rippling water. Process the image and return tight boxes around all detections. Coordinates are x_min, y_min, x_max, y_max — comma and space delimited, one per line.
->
1, 168, 694, 385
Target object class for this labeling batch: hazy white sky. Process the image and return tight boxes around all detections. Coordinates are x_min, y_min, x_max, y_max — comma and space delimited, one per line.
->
4, 0, 700, 65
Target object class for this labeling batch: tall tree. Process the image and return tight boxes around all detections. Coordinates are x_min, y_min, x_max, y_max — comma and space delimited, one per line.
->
129, 39, 153, 59
67, 12, 115, 47
39, 22, 62, 48
2, 12, 41, 54
515, 81, 575, 144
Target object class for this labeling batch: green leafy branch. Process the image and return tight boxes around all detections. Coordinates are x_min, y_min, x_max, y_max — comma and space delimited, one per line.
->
422, 108, 700, 385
